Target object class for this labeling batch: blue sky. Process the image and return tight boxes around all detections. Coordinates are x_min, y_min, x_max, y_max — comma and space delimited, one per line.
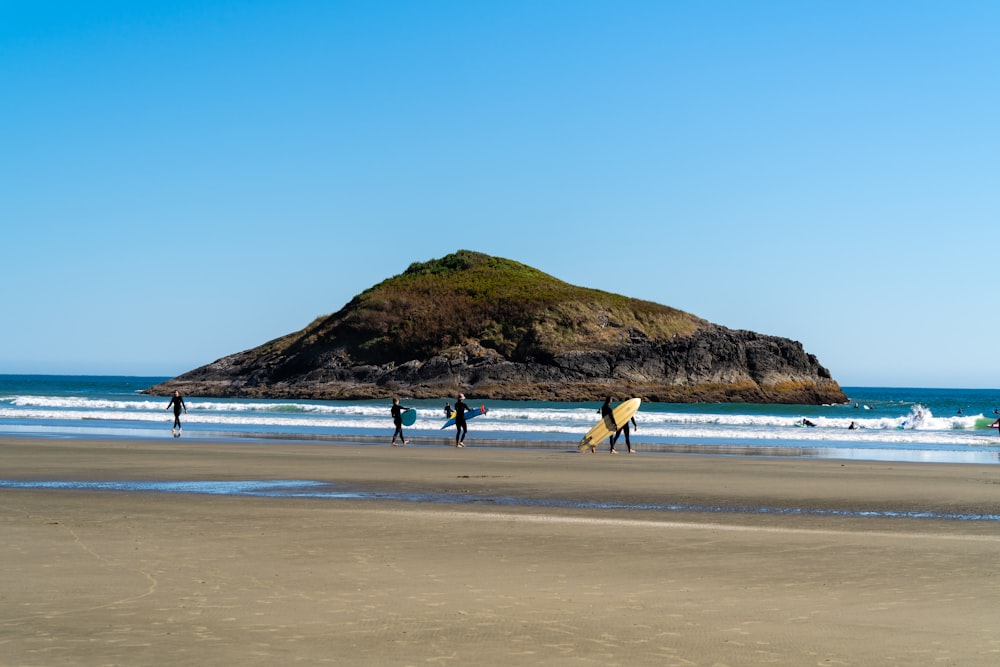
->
2, 1, 998, 388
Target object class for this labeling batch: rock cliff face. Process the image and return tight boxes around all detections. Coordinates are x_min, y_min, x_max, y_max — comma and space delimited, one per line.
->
146, 251, 846, 404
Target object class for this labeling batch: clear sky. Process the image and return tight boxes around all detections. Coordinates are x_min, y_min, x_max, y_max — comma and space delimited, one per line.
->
3, 1, 998, 388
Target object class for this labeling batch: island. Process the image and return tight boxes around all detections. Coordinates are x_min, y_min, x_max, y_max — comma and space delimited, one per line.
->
145, 251, 846, 404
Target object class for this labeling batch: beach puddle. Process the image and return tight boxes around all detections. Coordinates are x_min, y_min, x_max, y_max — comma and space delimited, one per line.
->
2, 478, 999, 523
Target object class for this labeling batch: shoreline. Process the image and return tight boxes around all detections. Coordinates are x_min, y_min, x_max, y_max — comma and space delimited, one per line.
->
3, 436, 999, 664
6, 425, 999, 465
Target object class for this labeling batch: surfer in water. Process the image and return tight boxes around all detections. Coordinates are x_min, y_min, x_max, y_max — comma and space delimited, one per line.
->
390, 397, 411, 446
453, 394, 470, 447
165, 390, 187, 437
600, 397, 619, 453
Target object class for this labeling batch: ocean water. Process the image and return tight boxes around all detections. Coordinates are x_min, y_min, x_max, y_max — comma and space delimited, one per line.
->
1, 375, 999, 464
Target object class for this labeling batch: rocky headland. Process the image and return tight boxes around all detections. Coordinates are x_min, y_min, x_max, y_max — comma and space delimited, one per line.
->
145, 251, 846, 404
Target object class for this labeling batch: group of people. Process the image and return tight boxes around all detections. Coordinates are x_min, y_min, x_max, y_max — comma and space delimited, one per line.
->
161, 392, 1000, 444
393, 394, 639, 453
391, 393, 474, 448
164, 389, 635, 451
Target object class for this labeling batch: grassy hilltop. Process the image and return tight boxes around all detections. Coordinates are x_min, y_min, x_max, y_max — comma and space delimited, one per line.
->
307, 250, 704, 364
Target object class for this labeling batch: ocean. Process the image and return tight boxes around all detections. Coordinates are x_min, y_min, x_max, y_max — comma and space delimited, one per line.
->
1, 375, 999, 464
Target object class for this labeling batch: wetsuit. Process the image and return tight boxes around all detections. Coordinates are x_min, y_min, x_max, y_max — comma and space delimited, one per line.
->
390, 403, 410, 444
167, 394, 186, 430
611, 416, 637, 452
454, 398, 470, 446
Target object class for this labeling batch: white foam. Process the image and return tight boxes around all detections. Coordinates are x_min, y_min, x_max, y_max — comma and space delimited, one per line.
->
3, 394, 999, 452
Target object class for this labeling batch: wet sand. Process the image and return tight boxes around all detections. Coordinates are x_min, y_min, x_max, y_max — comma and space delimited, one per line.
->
1, 436, 999, 665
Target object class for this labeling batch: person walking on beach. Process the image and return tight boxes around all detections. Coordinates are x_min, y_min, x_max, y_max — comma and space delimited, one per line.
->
599, 397, 618, 454
390, 397, 411, 446
453, 394, 471, 447
166, 390, 187, 437
611, 415, 638, 453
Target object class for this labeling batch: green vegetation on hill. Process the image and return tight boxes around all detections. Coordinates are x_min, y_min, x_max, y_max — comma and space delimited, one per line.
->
304, 250, 704, 364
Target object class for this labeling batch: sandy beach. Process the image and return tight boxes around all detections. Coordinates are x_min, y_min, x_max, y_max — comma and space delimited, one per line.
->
1, 436, 998, 666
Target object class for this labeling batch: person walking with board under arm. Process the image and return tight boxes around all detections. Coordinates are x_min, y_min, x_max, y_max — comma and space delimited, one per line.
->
390, 397, 411, 446
453, 393, 471, 447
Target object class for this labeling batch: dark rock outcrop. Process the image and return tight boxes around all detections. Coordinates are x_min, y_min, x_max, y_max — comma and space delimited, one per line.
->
146, 251, 846, 404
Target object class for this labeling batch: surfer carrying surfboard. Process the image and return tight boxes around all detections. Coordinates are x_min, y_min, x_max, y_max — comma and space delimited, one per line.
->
453, 394, 471, 447
579, 397, 640, 454
390, 397, 411, 446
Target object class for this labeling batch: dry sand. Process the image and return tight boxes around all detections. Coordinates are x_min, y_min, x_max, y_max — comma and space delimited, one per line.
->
1, 436, 998, 666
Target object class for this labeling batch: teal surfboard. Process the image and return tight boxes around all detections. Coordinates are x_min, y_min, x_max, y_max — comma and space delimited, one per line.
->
441, 405, 488, 429
973, 417, 998, 430
401, 408, 417, 427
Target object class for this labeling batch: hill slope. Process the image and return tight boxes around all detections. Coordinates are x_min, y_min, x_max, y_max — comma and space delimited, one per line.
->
147, 251, 846, 404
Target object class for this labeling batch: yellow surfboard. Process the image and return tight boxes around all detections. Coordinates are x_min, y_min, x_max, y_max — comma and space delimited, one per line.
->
578, 398, 641, 451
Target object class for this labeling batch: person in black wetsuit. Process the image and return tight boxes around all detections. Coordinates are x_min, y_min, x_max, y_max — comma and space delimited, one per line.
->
166, 390, 187, 437
611, 415, 638, 453
599, 397, 619, 453
453, 393, 471, 447
390, 397, 411, 446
